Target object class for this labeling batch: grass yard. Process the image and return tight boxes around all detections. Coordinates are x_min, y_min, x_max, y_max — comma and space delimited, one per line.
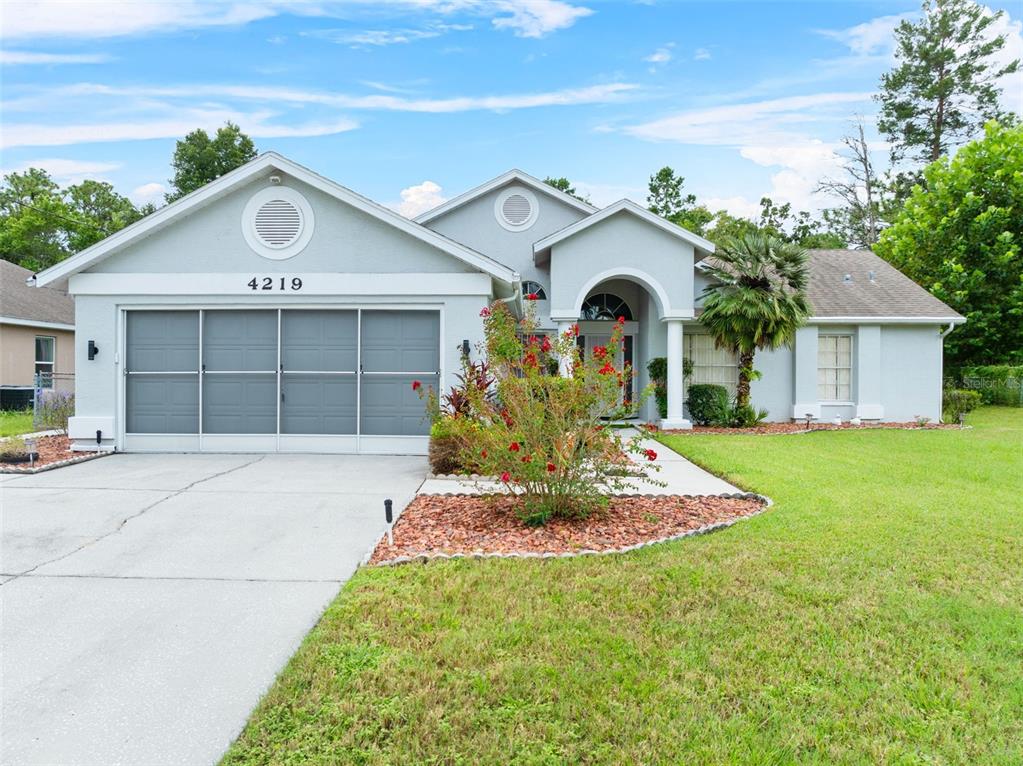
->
224, 408, 1023, 765
0, 410, 34, 437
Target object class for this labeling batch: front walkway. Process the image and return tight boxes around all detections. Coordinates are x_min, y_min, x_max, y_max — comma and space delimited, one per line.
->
418, 429, 739, 496
1, 452, 426, 766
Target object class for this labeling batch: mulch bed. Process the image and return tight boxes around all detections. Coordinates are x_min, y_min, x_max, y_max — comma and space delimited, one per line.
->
369, 493, 767, 565
0, 435, 107, 473
652, 421, 962, 435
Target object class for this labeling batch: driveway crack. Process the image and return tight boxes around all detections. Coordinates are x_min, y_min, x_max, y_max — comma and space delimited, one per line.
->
2, 455, 267, 585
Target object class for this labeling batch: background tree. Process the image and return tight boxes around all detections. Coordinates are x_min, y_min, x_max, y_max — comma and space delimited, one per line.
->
816, 119, 887, 248
0, 170, 148, 270
875, 121, 1023, 367
166, 121, 257, 202
699, 233, 811, 407
543, 176, 590, 204
877, 0, 1019, 168
646, 166, 714, 235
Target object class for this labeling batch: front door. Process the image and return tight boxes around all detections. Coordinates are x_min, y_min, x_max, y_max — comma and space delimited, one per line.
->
580, 332, 635, 411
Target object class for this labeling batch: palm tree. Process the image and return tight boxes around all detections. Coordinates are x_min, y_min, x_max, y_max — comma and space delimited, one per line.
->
700, 233, 811, 408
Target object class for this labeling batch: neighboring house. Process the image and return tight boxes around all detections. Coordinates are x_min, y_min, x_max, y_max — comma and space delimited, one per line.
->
1, 259, 75, 408
30, 153, 963, 454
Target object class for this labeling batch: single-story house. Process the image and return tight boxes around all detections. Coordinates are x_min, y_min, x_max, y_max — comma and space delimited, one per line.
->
1, 259, 76, 409
30, 153, 963, 454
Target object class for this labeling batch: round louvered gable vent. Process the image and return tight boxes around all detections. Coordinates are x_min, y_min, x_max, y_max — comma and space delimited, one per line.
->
254, 198, 302, 248
242, 186, 315, 260
494, 187, 539, 231
502, 194, 532, 225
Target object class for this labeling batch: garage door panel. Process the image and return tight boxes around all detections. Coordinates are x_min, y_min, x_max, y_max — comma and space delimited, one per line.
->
360, 311, 439, 373
282, 311, 356, 372
127, 311, 199, 372
281, 375, 356, 434
203, 311, 277, 371
126, 375, 199, 434
202, 374, 277, 434
360, 374, 437, 436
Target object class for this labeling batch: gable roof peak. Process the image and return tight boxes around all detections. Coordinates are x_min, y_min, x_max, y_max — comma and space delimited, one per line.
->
415, 168, 598, 224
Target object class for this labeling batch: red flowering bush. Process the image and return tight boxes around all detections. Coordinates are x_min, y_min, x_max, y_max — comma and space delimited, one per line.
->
457, 300, 660, 525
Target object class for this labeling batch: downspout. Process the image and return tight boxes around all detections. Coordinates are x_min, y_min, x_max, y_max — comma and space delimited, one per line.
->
939, 322, 957, 423
940, 322, 956, 338
496, 272, 523, 317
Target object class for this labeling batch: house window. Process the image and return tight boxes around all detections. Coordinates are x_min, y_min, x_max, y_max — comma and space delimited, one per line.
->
522, 281, 547, 300
818, 334, 853, 401
685, 333, 738, 396
35, 335, 55, 388
581, 293, 633, 321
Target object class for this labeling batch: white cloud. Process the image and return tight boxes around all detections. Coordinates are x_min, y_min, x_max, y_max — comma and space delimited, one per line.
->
625, 92, 873, 146
572, 180, 644, 207
491, 0, 593, 38
644, 46, 673, 64
1, 157, 121, 184
817, 13, 912, 56
702, 195, 762, 220
693, 47, 711, 61
307, 23, 472, 47
131, 182, 166, 206
1, 111, 359, 149
988, 8, 1023, 114
740, 140, 845, 211
395, 180, 446, 218
0, 50, 111, 64
0, 0, 286, 39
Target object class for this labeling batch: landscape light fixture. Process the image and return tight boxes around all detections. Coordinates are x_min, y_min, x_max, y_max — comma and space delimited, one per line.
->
384, 498, 394, 546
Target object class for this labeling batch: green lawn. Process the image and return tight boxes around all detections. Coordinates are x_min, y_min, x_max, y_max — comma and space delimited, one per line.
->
224, 408, 1023, 765
0, 410, 34, 437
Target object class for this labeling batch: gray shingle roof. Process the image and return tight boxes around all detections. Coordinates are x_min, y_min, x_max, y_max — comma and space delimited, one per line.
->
0, 259, 75, 326
805, 249, 962, 319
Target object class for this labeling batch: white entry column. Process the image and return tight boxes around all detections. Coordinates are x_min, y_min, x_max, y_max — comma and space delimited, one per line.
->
660, 319, 692, 429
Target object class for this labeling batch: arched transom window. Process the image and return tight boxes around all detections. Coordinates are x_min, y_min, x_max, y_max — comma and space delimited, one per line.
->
522, 281, 547, 300
580, 293, 633, 321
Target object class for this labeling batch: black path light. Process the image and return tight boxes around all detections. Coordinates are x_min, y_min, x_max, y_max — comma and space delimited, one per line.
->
384, 498, 394, 546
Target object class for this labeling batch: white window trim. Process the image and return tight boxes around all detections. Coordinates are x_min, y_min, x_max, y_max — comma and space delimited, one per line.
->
242, 186, 315, 260
35, 334, 56, 388
494, 186, 539, 232
817, 333, 854, 403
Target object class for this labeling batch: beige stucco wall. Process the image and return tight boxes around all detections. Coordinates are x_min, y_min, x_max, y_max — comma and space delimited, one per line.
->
0, 324, 75, 386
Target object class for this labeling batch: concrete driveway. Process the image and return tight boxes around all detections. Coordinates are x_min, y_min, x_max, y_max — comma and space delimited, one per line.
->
1, 452, 426, 766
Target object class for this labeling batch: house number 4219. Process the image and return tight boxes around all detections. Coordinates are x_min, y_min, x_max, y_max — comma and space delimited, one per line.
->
247, 277, 303, 291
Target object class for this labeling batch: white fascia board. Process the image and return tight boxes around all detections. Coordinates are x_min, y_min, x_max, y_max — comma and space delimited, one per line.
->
810, 316, 966, 325
415, 168, 597, 224
68, 272, 495, 297
533, 199, 715, 259
0, 316, 75, 331
34, 152, 516, 287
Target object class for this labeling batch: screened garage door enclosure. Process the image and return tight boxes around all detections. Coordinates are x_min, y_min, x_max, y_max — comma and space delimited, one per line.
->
123, 309, 439, 453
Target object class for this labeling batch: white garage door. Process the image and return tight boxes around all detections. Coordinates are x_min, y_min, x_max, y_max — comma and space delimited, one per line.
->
123, 309, 439, 453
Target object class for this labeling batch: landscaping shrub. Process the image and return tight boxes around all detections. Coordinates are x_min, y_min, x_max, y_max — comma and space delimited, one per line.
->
422, 300, 659, 525
0, 435, 29, 461
959, 364, 1023, 406
647, 356, 693, 419
714, 401, 769, 428
686, 384, 729, 426
36, 390, 74, 431
943, 387, 983, 422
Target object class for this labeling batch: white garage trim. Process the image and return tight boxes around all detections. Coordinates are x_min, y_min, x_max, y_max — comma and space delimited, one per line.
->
69, 272, 493, 297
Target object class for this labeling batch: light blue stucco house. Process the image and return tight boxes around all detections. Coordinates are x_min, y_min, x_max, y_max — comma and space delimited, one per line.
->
31, 153, 964, 454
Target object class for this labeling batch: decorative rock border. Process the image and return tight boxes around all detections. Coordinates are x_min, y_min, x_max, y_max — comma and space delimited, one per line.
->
655, 422, 966, 436
369, 491, 772, 567
0, 450, 110, 474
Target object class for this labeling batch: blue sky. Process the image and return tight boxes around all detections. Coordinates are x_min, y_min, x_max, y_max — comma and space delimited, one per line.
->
2, 0, 1020, 219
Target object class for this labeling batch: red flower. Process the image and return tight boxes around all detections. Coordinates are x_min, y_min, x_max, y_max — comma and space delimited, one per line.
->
526, 292, 539, 301
572, 324, 580, 337
521, 455, 532, 463
411, 380, 422, 391
540, 336, 552, 353
509, 442, 520, 452
598, 362, 615, 375
523, 352, 538, 368
592, 345, 607, 359
500, 471, 511, 482
546, 462, 556, 472
480, 307, 491, 317
617, 315, 625, 324
481, 449, 487, 459
644, 449, 657, 461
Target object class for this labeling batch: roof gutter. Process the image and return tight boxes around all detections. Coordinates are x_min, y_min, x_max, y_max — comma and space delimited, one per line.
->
941, 321, 957, 338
